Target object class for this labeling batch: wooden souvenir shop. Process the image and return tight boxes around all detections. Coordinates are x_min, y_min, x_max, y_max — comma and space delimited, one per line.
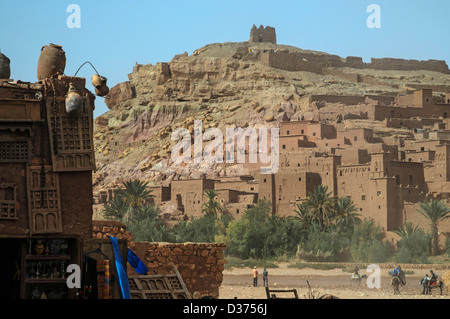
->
0, 73, 126, 299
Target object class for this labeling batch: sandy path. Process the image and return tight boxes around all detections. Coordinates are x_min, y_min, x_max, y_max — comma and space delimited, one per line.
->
218, 263, 449, 299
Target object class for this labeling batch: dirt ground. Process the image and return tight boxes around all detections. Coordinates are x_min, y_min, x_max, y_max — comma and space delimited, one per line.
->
218, 263, 450, 299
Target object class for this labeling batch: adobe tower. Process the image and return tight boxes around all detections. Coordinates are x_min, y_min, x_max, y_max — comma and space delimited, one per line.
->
249, 24, 276, 44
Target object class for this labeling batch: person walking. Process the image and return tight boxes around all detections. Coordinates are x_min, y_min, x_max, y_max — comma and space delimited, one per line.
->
252, 266, 258, 287
263, 268, 268, 287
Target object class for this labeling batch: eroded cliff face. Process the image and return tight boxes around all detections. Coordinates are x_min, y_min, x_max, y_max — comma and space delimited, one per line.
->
93, 41, 450, 196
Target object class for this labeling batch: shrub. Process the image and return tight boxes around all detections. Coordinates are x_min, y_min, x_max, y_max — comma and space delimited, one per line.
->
172, 213, 218, 243
394, 229, 431, 263
350, 220, 393, 262
296, 224, 350, 262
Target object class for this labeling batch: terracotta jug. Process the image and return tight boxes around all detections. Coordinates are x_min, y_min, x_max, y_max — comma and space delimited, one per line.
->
37, 43, 66, 81
95, 84, 109, 97
0, 52, 10, 79
91, 74, 103, 87
92, 74, 109, 96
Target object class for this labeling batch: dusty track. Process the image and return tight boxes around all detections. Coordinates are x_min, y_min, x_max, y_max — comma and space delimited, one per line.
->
218, 263, 450, 299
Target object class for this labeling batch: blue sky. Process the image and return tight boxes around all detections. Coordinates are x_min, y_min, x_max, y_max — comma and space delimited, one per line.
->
1, 0, 449, 118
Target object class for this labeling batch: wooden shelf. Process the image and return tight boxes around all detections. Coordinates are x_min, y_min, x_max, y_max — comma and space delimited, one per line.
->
20, 238, 78, 299
25, 255, 71, 261
25, 278, 66, 284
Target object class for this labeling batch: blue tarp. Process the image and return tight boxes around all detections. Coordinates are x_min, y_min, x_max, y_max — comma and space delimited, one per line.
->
108, 236, 131, 299
127, 248, 149, 275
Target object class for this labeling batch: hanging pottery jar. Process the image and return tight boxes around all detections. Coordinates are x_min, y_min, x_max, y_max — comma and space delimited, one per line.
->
37, 43, 66, 81
65, 83, 83, 115
95, 84, 109, 97
92, 74, 109, 96
91, 74, 103, 87
0, 52, 11, 79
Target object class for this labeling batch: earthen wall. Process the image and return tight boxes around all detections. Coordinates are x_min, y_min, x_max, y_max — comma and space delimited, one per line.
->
128, 241, 226, 298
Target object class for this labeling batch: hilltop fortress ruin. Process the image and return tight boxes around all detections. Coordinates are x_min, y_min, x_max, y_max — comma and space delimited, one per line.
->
248, 25, 449, 74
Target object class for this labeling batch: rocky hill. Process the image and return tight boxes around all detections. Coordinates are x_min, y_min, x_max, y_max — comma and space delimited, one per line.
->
92, 39, 450, 198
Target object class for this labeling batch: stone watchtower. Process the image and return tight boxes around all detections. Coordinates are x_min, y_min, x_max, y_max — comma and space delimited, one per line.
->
249, 24, 276, 44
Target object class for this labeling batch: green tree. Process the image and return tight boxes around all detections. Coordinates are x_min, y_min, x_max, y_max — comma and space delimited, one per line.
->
201, 189, 222, 217
117, 179, 154, 225
333, 196, 361, 229
224, 199, 272, 259
350, 219, 392, 263
118, 179, 154, 208
101, 180, 173, 242
304, 185, 335, 230
292, 201, 313, 228
127, 206, 174, 243
416, 199, 450, 255
103, 195, 129, 221
392, 222, 420, 240
395, 229, 431, 263
172, 213, 218, 243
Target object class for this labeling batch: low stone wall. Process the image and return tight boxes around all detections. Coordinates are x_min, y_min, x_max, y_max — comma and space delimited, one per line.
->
128, 241, 226, 298
92, 220, 227, 298
92, 220, 134, 241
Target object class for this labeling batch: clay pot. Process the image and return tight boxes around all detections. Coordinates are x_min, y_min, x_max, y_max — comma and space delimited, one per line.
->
92, 74, 109, 96
37, 43, 66, 81
0, 52, 10, 79
65, 83, 84, 115
91, 74, 103, 87
95, 84, 109, 97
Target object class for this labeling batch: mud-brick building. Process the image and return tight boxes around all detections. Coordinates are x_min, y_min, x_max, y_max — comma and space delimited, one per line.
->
0, 76, 126, 299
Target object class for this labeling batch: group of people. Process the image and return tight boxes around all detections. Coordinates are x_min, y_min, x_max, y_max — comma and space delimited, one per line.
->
420, 270, 439, 294
252, 266, 269, 287
251, 264, 441, 294
391, 265, 440, 294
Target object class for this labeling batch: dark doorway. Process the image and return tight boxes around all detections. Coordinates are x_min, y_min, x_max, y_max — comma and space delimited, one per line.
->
0, 239, 22, 299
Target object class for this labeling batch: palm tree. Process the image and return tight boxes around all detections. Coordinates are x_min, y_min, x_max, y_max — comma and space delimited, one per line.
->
201, 189, 222, 217
333, 196, 361, 228
292, 201, 313, 228
113, 179, 154, 225
392, 222, 420, 240
103, 195, 129, 221
304, 185, 335, 230
416, 199, 450, 255
118, 179, 154, 208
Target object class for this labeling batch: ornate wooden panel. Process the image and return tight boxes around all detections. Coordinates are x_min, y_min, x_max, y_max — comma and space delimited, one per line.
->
27, 165, 62, 234
0, 126, 31, 163
0, 183, 17, 220
46, 96, 95, 172
128, 265, 191, 299
0, 140, 29, 163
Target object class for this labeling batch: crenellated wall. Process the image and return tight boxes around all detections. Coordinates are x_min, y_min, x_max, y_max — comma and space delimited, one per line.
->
261, 51, 450, 74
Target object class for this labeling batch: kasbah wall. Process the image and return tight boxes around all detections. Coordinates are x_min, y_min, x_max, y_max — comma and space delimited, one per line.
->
92, 220, 226, 298
252, 26, 449, 74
